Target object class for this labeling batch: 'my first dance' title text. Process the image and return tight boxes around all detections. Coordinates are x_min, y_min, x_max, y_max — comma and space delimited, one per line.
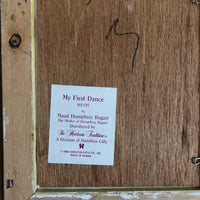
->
63, 94, 104, 103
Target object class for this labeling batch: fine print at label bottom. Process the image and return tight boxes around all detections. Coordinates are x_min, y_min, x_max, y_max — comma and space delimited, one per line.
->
48, 84, 117, 166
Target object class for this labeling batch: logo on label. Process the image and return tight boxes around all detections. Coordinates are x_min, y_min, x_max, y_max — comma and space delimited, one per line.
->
79, 143, 85, 149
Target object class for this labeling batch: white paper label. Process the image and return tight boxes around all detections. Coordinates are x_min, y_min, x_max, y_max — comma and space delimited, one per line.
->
48, 84, 117, 166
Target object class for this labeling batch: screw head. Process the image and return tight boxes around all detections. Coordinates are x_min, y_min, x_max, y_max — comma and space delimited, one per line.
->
9, 33, 21, 48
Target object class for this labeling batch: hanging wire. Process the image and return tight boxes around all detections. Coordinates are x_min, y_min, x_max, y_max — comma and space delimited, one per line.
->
87, 0, 92, 5
105, 18, 140, 73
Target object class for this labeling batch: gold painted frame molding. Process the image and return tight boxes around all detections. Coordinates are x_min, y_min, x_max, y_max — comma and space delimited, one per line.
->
2, 0, 200, 199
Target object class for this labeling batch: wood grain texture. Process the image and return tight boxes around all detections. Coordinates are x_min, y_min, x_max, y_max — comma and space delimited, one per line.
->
2, 0, 34, 199
0, 78, 3, 199
37, 0, 200, 187
31, 191, 200, 200
2, 0, 200, 199
0, 7, 4, 199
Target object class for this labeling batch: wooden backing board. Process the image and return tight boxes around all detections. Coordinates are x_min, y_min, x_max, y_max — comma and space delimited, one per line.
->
31, 191, 200, 200
0, 22, 4, 200
37, 0, 200, 188
0, 5, 3, 198
2, 0, 200, 200
0, 101, 3, 199
0, 62, 3, 200
2, 0, 35, 199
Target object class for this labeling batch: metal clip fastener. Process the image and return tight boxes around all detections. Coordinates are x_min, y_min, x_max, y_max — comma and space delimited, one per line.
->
7, 180, 13, 189
193, 0, 200, 4
193, 157, 200, 166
